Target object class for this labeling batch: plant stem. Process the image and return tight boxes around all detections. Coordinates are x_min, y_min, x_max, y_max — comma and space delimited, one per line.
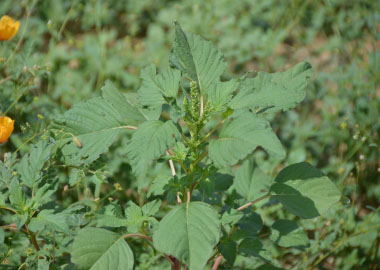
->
123, 233, 152, 241
199, 119, 225, 144
212, 255, 223, 270
172, 259, 182, 270
166, 150, 182, 204
237, 194, 270, 211
194, 150, 208, 165
123, 233, 174, 266
25, 224, 40, 251
0, 206, 17, 214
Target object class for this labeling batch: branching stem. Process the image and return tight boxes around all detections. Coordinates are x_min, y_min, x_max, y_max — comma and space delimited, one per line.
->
237, 194, 270, 211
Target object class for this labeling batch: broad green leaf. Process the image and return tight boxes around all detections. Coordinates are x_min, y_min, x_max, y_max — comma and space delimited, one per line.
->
96, 204, 127, 228
170, 22, 226, 94
234, 159, 272, 201
238, 237, 263, 256
230, 62, 313, 112
29, 183, 57, 209
270, 162, 341, 219
0, 155, 16, 185
9, 179, 25, 209
237, 212, 263, 238
102, 81, 154, 121
209, 112, 285, 168
218, 239, 237, 266
54, 82, 150, 166
95, 214, 127, 228
221, 209, 244, 225
138, 64, 181, 107
124, 201, 144, 233
17, 141, 53, 188
269, 219, 309, 247
148, 176, 170, 197
72, 227, 134, 270
153, 202, 221, 270
124, 201, 159, 233
38, 259, 49, 270
208, 79, 239, 112
28, 210, 70, 234
142, 199, 161, 216
126, 120, 181, 178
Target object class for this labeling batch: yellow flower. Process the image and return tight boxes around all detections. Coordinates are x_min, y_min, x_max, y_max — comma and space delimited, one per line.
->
0, 15, 20, 41
0, 116, 15, 143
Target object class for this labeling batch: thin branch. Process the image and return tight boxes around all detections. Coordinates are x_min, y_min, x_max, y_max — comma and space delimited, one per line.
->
212, 255, 223, 270
172, 258, 182, 270
237, 194, 270, 211
166, 150, 182, 204
0, 76, 12, 86
194, 151, 208, 165
123, 233, 152, 241
1, 223, 27, 233
199, 119, 226, 144
25, 224, 40, 251
186, 189, 191, 205
0, 206, 18, 214
177, 192, 182, 204
123, 125, 137, 130
166, 150, 177, 176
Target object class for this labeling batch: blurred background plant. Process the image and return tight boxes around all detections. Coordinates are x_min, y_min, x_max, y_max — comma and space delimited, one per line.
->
0, 0, 379, 269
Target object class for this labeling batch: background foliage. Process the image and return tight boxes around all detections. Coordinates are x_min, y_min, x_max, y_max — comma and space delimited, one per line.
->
0, 0, 379, 269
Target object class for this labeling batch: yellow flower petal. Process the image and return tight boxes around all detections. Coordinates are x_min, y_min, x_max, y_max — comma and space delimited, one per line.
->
0, 15, 20, 41
0, 116, 15, 143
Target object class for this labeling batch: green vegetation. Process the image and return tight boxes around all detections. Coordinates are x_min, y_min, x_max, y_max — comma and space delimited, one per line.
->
0, 1, 379, 269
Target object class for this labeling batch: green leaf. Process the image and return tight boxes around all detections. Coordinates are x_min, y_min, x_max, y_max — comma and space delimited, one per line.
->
230, 62, 313, 112
221, 209, 244, 225
0, 193, 4, 205
38, 258, 49, 270
124, 200, 159, 233
0, 227, 4, 244
209, 112, 285, 168
170, 22, 226, 94
95, 215, 127, 228
218, 239, 237, 266
234, 159, 272, 201
138, 64, 181, 107
254, 264, 284, 270
124, 201, 144, 233
208, 80, 239, 112
269, 219, 309, 247
17, 141, 52, 188
54, 81, 149, 166
72, 227, 134, 270
28, 210, 70, 234
9, 179, 25, 209
153, 202, 221, 270
142, 199, 161, 216
148, 176, 170, 197
238, 237, 263, 256
29, 183, 57, 209
102, 81, 154, 121
270, 162, 341, 219
237, 213, 263, 238
96, 204, 127, 228
126, 120, 180, 178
